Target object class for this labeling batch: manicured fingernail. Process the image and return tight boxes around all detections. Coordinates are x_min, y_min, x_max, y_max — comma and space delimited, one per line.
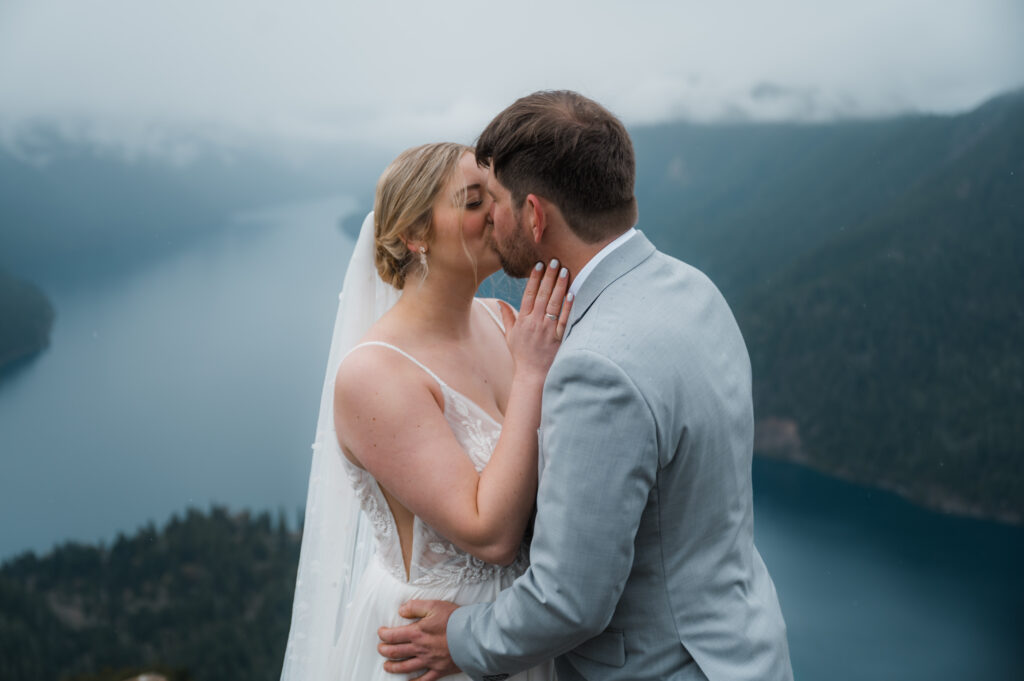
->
566, 292, 574, 302
535, 262, 544, 271
559, 267, 568, 278
549, 259, 559, 269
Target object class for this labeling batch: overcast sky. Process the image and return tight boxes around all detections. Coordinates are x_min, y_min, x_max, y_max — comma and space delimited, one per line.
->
0, 0, 1021, 155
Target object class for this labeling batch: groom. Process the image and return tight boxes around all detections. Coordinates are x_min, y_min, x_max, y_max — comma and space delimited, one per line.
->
378, 91, 793, 681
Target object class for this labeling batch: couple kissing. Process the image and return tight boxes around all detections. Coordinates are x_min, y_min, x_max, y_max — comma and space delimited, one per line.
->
280, 90, 793, 681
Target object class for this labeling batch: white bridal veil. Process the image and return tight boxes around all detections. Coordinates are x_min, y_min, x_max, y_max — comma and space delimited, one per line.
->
280, 211, 400, 681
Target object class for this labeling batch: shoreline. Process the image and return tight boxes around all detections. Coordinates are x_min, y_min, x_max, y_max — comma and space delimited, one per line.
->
754, 418, 1023, 527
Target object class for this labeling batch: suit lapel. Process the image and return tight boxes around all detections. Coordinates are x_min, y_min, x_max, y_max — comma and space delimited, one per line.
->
564, 230, 656, 340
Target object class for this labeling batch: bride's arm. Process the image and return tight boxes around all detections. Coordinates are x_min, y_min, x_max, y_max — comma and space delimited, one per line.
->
334, 262, 571, 566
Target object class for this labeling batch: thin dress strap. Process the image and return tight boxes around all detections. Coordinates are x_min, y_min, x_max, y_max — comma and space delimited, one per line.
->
344, 341, 447, 389
474, 298, 506, 333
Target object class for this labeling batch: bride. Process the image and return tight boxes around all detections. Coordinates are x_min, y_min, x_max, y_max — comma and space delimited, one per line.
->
280, 143, 567, 680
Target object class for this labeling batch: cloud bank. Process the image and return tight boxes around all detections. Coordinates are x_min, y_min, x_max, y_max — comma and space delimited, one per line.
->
0, 0, 1021, 155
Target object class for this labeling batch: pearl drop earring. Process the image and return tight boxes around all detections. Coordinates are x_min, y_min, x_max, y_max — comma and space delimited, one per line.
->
418, 246, 427, 266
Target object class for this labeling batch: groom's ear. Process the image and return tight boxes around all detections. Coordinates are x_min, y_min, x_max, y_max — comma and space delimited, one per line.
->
525, 194, 546, 243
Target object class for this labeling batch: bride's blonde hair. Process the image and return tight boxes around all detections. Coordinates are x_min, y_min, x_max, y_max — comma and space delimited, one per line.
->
374, 142, 472, 289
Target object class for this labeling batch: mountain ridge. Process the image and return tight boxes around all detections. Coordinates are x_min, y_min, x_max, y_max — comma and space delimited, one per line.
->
633, 90, 1023, 522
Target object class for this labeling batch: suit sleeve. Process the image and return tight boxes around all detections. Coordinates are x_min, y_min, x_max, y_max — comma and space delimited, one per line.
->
448, 348, 659, 680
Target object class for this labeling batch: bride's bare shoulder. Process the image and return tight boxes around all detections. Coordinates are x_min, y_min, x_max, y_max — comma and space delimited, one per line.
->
335, 342, 414, 398
333, 324, 445, 419
332, 338, 448, 463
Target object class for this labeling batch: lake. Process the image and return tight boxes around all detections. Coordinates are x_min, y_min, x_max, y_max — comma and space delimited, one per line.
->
1, 197, 1021, 679
0, 196, 359, 559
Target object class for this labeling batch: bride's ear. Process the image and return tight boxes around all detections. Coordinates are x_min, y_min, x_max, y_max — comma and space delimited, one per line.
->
403, 239, 426, 256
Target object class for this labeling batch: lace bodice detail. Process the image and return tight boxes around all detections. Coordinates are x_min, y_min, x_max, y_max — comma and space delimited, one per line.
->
339, 324, 527, 588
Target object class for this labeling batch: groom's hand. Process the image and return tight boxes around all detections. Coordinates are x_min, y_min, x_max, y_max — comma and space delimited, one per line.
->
378, 599, 460, 681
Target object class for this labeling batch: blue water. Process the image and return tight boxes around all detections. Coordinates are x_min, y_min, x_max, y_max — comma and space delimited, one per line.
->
0, 196, 358, 558
753, 458, 1023, 679
0, 197, 1021, 679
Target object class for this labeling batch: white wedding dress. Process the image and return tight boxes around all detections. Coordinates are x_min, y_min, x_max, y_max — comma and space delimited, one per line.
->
279, 212, 553, 681
326, 334, 554, 680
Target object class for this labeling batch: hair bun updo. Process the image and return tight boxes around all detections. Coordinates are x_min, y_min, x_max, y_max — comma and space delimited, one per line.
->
372, 142, 471, 290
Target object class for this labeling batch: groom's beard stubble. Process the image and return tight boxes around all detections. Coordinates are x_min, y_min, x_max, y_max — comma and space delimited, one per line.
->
489, 212, 540, 278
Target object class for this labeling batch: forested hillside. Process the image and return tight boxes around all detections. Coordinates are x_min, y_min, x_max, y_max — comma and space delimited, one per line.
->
0, 508, 299, 681
634, 90, 1024, 521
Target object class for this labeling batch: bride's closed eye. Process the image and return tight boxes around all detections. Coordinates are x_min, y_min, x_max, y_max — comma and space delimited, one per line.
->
452, 186, 483, 209
460, 181, 485, 210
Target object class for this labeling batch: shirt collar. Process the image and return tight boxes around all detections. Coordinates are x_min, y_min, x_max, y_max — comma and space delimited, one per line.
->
568, 227, 638, 297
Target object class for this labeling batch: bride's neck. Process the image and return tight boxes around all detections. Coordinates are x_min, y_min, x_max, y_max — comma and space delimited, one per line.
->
391, 269, 478, 340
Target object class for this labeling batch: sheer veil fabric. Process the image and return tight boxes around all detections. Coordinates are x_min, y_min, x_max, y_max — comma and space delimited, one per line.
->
280, 211, 400, 681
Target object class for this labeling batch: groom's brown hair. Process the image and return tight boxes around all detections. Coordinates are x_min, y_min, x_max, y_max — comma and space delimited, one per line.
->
476, 90, 637, 243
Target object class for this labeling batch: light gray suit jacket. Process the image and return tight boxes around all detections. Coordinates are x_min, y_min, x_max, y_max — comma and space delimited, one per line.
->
448, 231, 792, 681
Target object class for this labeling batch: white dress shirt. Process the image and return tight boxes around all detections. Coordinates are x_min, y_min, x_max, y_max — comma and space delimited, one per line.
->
568, 227, 638, 297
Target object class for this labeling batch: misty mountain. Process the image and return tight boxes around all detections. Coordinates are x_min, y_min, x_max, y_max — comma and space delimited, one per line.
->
632, 93, 1017, 300
0, 128, 386, 285
633, 90, 1024, 521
